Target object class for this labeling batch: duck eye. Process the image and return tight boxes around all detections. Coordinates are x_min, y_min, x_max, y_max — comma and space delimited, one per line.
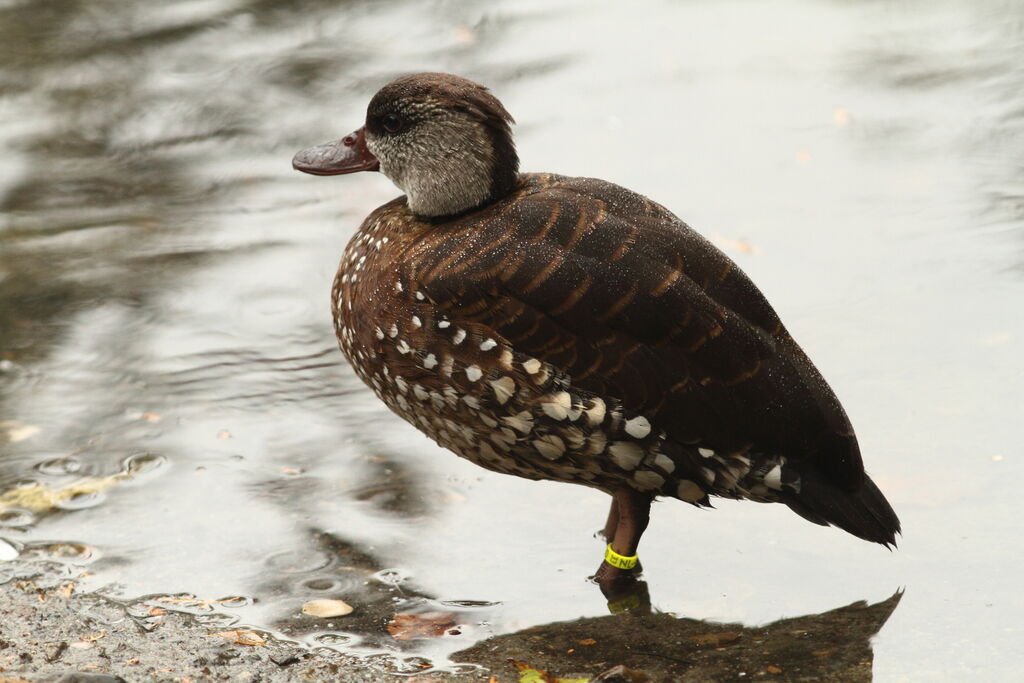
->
381, 113, 403, 134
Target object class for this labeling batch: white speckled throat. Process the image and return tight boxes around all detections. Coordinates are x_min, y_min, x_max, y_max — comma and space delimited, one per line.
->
366, 107, 501, 218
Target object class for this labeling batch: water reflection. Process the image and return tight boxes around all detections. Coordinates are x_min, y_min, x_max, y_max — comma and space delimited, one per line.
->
456, 590, 903, 682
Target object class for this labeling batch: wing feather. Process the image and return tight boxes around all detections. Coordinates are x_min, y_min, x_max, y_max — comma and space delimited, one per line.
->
414, 176, 863, 489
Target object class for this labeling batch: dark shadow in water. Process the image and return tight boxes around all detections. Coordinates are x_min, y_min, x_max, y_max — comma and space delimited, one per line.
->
456, 588, 903, 682
235, 528, 901, 679
251, 530, 901, 680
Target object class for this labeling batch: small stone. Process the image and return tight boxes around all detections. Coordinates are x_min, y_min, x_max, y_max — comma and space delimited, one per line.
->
301, 599, 354, 618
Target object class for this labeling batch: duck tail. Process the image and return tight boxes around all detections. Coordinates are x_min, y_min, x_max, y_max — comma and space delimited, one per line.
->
782, 469, 901, 548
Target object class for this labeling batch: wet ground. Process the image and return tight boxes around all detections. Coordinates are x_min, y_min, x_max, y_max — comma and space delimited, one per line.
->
1, 0, 1022, 681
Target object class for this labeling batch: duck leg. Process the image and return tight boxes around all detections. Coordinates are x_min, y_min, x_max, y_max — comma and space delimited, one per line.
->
601, 496, 619, 541
594, 487, 651, 586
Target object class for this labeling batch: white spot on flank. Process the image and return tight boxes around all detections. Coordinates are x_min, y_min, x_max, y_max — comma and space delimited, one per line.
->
653, 453, 675, 474
388, 324, 398, 338
609, 441, 644, 470
676, 480, 704, 502
764, 464, 783, 490
521, 358, 542, 374
374, 327, 384, 340
490, 376, 515, 404
585, 398, 606, 427
462, 395, 481, 410
585, 431, 607, 455
624, 416, 652, 439
480, 338, 497, 351
438, 320, 451, 329
501, 411, 533, 434
541, 391, 572, 420
533, 434, 566, 460
453, 328, 466, 344
415, 291, 425, 301
395, 281, 403, 292
698, 447, 715, 458
466, 365, 483, 382
413, 385, 429, 401
394, 376, 408, 394
423, 353, 438, 369
396, 340, 411, 354
411, 316, 422, 328
633, 470, 664, 491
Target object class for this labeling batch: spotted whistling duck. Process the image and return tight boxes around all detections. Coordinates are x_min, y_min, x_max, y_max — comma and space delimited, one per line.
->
293, 73, 900, 587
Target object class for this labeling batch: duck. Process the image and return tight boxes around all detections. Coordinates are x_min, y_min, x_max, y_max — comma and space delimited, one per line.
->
292, 72, 900, 588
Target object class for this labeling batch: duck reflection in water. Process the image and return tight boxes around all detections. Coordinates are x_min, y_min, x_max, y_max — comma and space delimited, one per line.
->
267, 530, 901, 681
293, 73, 900, 595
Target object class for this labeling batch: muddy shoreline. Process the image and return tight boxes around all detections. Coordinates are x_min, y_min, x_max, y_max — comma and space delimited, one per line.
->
0, 571, 900, 682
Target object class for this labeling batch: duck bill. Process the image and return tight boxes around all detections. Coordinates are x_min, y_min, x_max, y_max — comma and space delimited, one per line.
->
292, 126, 380, 175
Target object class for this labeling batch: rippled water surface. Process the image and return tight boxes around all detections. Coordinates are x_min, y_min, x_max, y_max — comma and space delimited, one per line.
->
2, 0, 1022, 679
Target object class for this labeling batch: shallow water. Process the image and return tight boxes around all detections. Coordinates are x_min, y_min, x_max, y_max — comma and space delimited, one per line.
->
1, 0, 1022, 679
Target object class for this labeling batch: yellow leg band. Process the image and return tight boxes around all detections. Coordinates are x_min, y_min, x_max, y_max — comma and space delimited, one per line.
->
604, 544, 638, 570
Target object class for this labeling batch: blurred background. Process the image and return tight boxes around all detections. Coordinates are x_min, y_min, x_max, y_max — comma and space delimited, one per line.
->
1, 0, 1022, 680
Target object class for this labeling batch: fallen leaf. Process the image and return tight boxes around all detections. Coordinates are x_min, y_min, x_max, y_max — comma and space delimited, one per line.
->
452, 25, 476, 45
766, 665, 783, 674
691, 631, 742, 647
578, 638, 597, 646
512, 661, 589, 683
140, 412, 162, 422
80, 630, 106, 642
216, 430, 232, 439
709, 233, 758, 254
0, 473, 133, 513
0, 421, 41, 443
387, 612, 457, 640
302, 599, 354, 618
208, 630, 266, 646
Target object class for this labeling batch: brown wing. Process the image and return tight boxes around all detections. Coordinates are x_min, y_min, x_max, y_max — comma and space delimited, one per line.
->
411, 174, 863, 491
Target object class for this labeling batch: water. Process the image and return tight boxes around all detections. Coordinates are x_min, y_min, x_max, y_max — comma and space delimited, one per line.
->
1, 0, 1022, 679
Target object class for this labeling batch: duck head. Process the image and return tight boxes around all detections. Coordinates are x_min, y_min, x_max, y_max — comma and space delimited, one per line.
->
293, 73, 519, 218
